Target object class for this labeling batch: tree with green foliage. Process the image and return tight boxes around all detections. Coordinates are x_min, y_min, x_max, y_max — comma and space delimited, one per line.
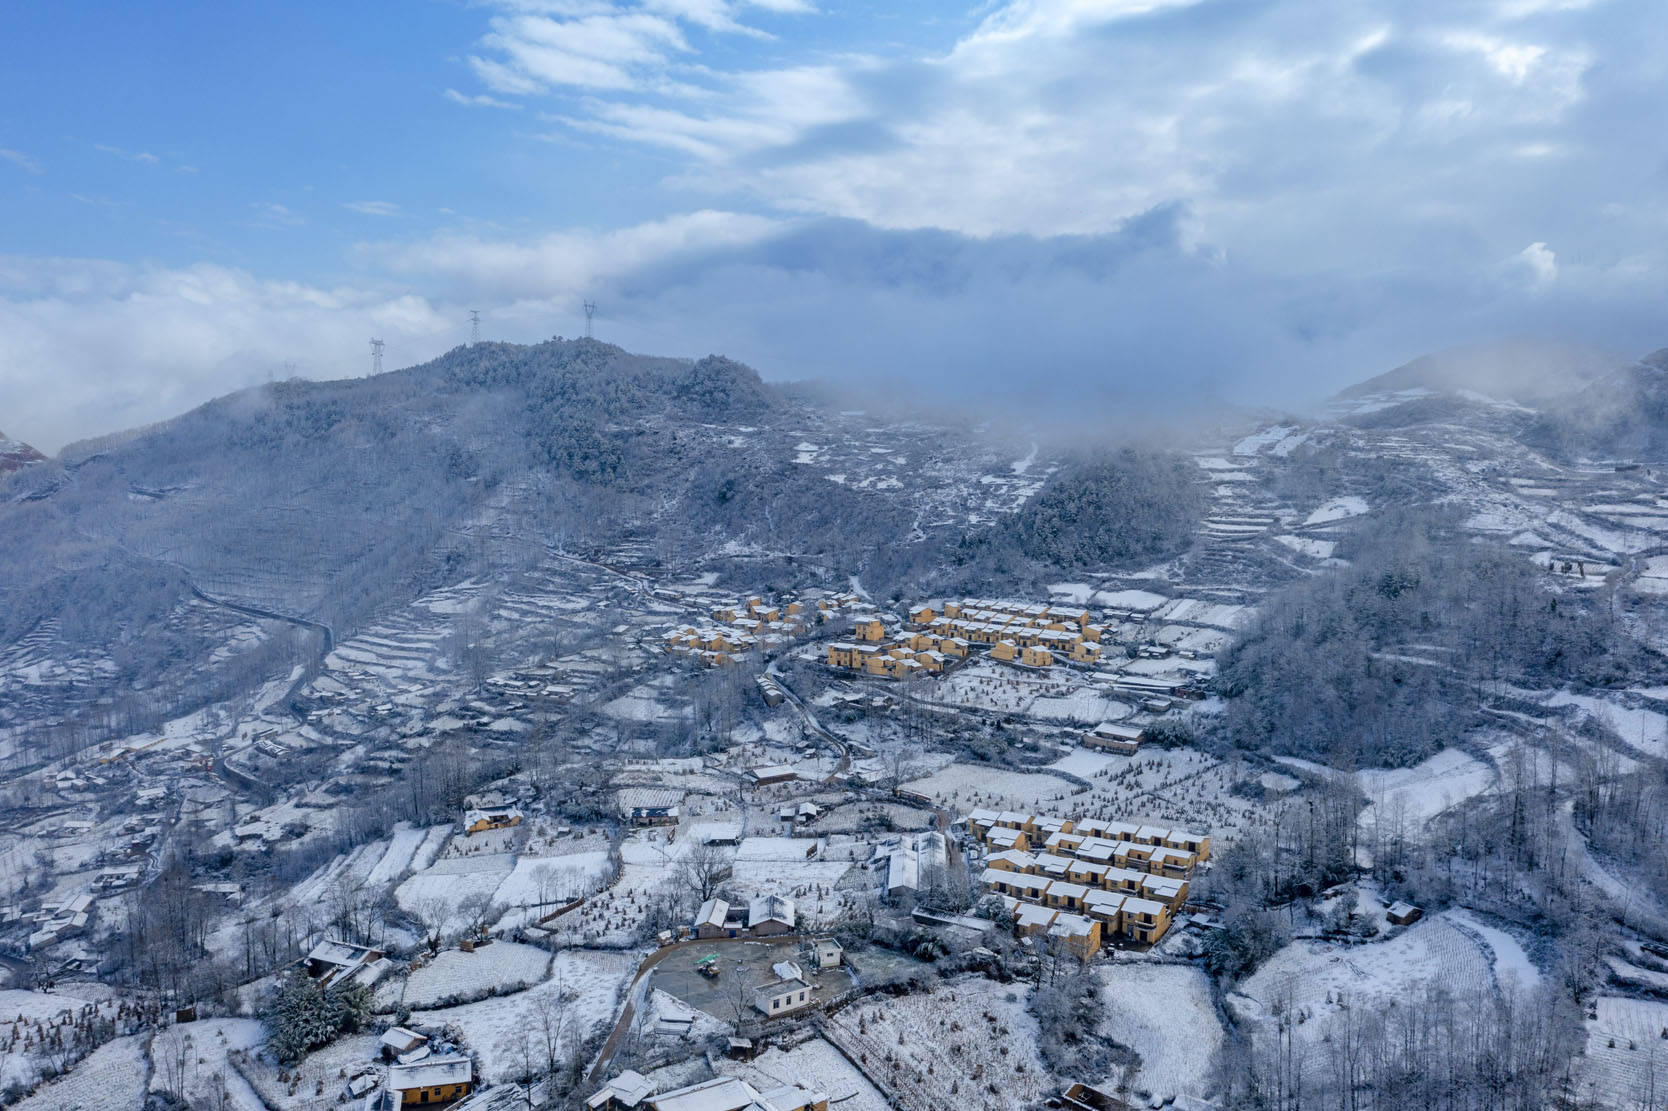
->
264, 972, 373, 1064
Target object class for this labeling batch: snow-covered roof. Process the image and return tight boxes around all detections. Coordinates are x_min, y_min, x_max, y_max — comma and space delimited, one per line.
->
695, 898, 730, 928
389, 1055, 473, 1091
380, 1026, 426, 1051
588, 1070, 656, 1109
748, 894, 794, 927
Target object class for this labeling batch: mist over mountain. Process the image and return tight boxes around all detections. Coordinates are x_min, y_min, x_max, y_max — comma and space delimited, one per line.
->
1338, 339, 1624, 405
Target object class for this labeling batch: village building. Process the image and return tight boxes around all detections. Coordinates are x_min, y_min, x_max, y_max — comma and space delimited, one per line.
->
302, 939, 388, 988
747, 765, 798, 787
587, 1070, 657, 1111
388, 1056, 474, 1106
754, 960, 815, 1016
969, 807, 1206, 945
1387, 901, 1423, 926
380, 1026, 428, 1059
811, 937, 843, 969
617, 788, 683, 827
462, 805, 522, 835
1083, 721, 1146, 755
748, 893, 796, 935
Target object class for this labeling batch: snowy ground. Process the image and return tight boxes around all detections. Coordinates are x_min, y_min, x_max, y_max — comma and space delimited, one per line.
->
1578, 996, 1668, 1109
242, 1032, 381, 1111
903, 762, 1090, 813
826, 975, 1049, 1110
1357, 748, 1496, 838
407, 949, 636, 1083
395, 852, 515, 935
1096, 963, 1222, 1107
9, 1034, 149, 1111
1232, 912, 1516, 1067
379, 941, 553, 1010
149, 1018, 267, 1111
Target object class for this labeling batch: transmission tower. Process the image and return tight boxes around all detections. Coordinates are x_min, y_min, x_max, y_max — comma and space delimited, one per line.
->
469, 310, 481, 346
370, 337, 384, 375
583, 300, 597, 339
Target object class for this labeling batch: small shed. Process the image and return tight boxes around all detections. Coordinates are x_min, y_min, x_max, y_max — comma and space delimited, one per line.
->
1386, 901, 1423, 926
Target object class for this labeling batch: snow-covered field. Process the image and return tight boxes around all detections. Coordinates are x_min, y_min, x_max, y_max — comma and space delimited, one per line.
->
149, 1018, 267, 1111
1357, 748, 1495, 834
903, 762, 1089, 813
718, 1037, 890, 1111
9, 1034, 149, 1111
1097, 963, 1221, 1106
492, 850, 613, 910
827, 976, 1048, 1110
1578, 996, 1668, 1109
395, 853, 515, 934
408, 949, 636, 1082
382, 941, 553, 1009
1305, 496, 1370, 525
1233, 914, 1501, 1060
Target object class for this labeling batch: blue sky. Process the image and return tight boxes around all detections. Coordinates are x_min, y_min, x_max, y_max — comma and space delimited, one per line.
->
3, 0, 1667, 451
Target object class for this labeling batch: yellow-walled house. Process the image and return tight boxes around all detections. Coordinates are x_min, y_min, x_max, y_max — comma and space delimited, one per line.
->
389, 1057, 474, 1106
1021, 645, 1054, 668
854, 617, 886, 642
990, 640, 1019, 663
826, 643, 860, 668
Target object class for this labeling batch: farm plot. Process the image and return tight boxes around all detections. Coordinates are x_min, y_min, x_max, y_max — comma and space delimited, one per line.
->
363, 823, 444, 887
240, 1033, 381, 1111
380, 941, 553, 1010
717, 1037, 890, 1111
9, 1034, 150, 1111
0, 986, 125, 1093
396, 853, 515, 936
408, 949, 636, 1083
543, 831, 686, 946
1096, 964, 1222, 1106
148, 1018, 267, 1111
492, 850, 614, 920
1577, 996, 1668, 1110
903, 762, 1089, 813
826, 975, 1049, 1110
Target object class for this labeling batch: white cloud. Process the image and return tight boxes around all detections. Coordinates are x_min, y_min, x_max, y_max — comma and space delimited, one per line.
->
0, 148, 42, 174
94, 143, 162, 165
465, 0, 815, 95
1516, 241, 1558, 289
0, 258, 454, 454
250, 202, 305, 228
365, 208, 781, 301
343, 200, 402, 217
444, 88, 523, 109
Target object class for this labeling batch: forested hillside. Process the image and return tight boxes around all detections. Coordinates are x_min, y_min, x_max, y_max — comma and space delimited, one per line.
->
1217, 509, 1652, 766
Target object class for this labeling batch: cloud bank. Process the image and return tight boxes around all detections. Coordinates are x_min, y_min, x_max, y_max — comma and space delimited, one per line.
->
5, 0, 1668, 451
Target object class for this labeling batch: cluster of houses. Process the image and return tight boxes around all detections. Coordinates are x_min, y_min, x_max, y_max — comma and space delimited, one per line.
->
664, 592, 867, 668
826, 597, 1110, 678
967, 809, 1210, 954
588, 1073, 828, 1111
25, 892, 95, 950
694, 894, 797, 939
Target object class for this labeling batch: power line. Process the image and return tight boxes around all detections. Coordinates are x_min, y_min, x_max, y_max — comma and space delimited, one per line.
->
469, 310, 481, 346
583, 300, 597, 339
370, 337, 384, 375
